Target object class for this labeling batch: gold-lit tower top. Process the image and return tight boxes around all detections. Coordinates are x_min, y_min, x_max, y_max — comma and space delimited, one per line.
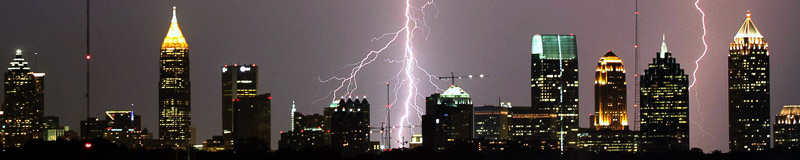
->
162, 6, 188, 50
734, 10, 763, 39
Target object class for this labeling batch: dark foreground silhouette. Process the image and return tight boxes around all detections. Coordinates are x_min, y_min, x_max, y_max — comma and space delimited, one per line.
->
1, 139, 798, 160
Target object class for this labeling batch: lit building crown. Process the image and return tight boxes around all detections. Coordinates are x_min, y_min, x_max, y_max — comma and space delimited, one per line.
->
779, 105, 800, 116
162, 6, 188, 50
8, 49, 31, 71
441, 85, 470, 98
734, 10, 763, 39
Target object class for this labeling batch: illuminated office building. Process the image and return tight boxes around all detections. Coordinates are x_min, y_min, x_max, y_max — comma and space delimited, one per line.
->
639, 35, 689, 152
728, 11, 770, 152
422, 85, 473, 150
593, 51, 628, 131
2, 49, 45, 148
221, 63, 257, 149
159, 7, 192, 147
530, 34, 579, 148
774, 105, 800, 149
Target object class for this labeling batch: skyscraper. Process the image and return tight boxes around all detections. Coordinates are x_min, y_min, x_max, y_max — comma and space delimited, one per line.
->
530, 34, 579, 148
421, 85, 473, 150
330, 97, 370, 156
774, 105, 800, 149
593, 51, 627, 131
231, 94, 271, 151
221, 63, 257, 149
728, 11, 770, 152
2, 49, 45, 148
159, 7, 191, 147
639, 35, 689, 152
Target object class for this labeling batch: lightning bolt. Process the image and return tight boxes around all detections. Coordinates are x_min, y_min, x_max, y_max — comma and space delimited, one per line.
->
690, 0, 718, 142
315, 0, 440, 148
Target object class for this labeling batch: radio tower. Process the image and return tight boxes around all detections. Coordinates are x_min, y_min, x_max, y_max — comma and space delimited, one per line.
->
86, 0, 92, 119
633, 0, 640, 131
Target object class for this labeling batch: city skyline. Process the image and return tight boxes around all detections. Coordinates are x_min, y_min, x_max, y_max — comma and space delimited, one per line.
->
0, 1, 798, 152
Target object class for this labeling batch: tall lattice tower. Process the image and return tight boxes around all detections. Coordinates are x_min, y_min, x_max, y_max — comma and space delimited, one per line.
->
633, 0, 641, 131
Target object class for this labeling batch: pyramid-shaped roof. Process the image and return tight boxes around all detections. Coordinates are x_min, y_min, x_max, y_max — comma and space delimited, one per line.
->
734, 11, 763, 39
162, 7, 188, 49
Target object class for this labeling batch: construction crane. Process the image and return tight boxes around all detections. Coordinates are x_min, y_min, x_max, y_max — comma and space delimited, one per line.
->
438, 72, 486, 86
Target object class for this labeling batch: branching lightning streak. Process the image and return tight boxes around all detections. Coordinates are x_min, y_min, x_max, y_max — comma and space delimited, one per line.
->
690, 0, 718, 141
316, 0, 439, 148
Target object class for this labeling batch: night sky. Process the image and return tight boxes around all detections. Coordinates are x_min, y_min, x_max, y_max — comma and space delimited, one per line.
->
0, 0, 798, 152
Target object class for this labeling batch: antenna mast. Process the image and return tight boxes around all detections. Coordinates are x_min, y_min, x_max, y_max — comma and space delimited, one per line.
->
86, 0, 91, 119
633, 0, 640, 131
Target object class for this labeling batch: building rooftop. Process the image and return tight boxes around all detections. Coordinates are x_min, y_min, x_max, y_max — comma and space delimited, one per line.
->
734, 10, 763, 39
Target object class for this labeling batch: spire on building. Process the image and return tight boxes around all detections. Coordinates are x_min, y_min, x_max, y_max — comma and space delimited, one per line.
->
162, 6, 188, 50
291, 101, 296, 132
734, 10, 763, 39
660, 34, 668, 58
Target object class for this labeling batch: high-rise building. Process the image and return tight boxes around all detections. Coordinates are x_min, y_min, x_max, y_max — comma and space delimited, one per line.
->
2, 49, 45, 148
578, 51, 638, 153
639, 35, 689, 152
421, 85, 473, 150
231, 94, 271, 151
593, 51, 628, 131
330, 97, 370, 156
774, 105, 800, 149
531, 34, 579, 148
159, 7, 192, 147
221, 63, 258, 149
728, 11, 770, 152
474, 105, 510, 140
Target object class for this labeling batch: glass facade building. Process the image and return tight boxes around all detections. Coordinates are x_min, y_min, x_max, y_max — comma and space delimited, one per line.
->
530, 34, 579, 148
